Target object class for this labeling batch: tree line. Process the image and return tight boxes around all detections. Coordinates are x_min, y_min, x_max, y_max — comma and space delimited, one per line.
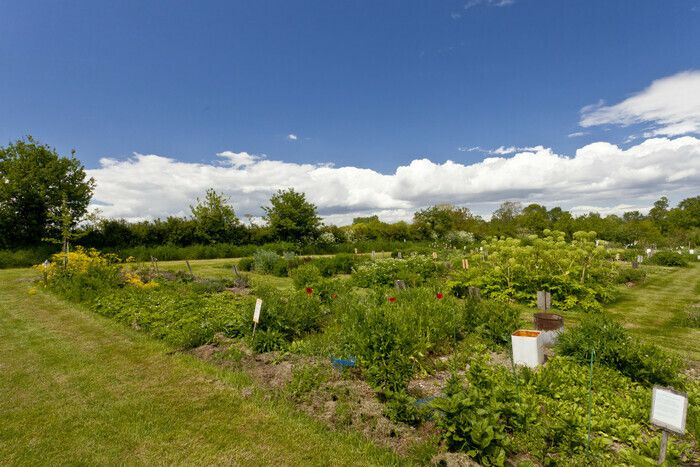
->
1, 137, 698, 252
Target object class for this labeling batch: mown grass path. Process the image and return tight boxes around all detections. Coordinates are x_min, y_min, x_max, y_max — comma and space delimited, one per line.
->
606, 263, 700, 365
0, 268, 402, 466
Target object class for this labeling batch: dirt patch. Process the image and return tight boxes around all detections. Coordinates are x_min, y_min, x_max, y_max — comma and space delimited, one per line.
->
431, 452, 479, 466
190, 344, 218, 360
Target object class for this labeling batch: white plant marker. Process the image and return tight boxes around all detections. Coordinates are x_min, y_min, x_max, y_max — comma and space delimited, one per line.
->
252, 298, 263, 336
650, 386, 688, 464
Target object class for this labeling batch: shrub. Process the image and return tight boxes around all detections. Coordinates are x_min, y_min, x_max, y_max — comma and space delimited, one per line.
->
253, 249, 281, 274
647, 251, 688, 267
556, 314, 683, 386
36, 247, 123, 302
290, 264, 322, 289
463, 299, 522, 348
237, 257, 254, 271
614, 265, 646, 284
252, 285, 326, 344
351, 255, 445, 288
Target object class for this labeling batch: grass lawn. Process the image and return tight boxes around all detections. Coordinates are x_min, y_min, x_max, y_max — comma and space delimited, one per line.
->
605, 262, 700, 365
0, 268, 403, 466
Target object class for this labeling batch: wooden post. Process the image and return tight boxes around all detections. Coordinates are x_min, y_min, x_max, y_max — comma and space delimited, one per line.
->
658, 430, 669, 464
185, 260, 193, 275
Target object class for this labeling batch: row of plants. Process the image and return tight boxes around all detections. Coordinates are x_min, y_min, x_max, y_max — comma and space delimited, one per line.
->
35, 247, 698, 465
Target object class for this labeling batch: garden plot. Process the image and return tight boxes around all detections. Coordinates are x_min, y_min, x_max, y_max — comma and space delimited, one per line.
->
34, 236, 700, 465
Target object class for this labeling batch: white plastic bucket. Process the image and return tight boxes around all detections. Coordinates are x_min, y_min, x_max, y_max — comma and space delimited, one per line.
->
511, 330, 544, 368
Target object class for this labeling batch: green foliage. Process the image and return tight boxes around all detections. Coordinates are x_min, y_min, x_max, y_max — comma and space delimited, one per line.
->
263, 188, 321, 242
252, 285, 326, 344
447, 231, 618, 311
251, 329, 288, 352
253, 249, 282, 274
0, 245, 56, 269
0, 136, 94, 248
290, 263, 322, 289
237, 257, 254, 271
92, 283, 255, 348
647, 250, 689, 267
190, 189, 242, 244
556, 314, 684, 386
431, 358, 532, 466
382, 390, 423, 426
351, 255, 445, 288
285, 363, 331, 402
463, 299, 522, 348
614, 265, 646, 284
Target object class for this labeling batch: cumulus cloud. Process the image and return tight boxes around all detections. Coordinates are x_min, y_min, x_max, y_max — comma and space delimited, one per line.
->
88, 137, 700, 225
287, 134, 298, 141
580, 70, 700, 136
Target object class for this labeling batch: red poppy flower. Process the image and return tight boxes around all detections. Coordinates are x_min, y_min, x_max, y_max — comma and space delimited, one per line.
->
331, 293, 337, 299
436, 292, 444, 300
388, 297, 397, 303
305, 287, 313, 295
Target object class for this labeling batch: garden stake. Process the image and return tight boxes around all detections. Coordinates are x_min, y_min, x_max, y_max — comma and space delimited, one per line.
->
586, 349, 596, 451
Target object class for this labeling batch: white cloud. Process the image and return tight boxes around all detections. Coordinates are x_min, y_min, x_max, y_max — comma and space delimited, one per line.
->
465, 0, 514, 9
287, 134, 298, 141
88, 136, 700, 225
580, 70, 700, 136
568, 131, 587, 138
459, 145, 544, 155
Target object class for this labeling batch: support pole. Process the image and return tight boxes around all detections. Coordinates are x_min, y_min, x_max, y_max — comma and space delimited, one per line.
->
658, 430, 669, 465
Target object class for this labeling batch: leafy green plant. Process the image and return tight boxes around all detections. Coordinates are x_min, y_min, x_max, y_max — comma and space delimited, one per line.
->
647, 251, 688, 267
463, 299, 522, 348
556, 314, 684, 386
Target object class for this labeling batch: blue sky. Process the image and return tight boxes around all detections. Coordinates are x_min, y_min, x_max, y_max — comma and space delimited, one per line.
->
1, 1, 699, 223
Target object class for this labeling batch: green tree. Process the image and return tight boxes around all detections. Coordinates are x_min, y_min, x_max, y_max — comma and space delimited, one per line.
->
190, 189, 241, 244
518, 203, 550, 235
413, 204, 480, 240
490, 201, 522, 237
0, 137, 94, 248
263, 188, 321, 242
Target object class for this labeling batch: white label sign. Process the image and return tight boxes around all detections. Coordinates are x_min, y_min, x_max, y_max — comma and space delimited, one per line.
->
253, 299, 262, 324
651, 386, 688, 434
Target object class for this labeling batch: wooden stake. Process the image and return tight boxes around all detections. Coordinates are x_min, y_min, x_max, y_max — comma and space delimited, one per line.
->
658, 430, 669, 464
185, 260, 193, 275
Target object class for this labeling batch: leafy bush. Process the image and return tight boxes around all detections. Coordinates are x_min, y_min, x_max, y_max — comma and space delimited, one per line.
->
253, 249, 282, 274
431, 360, 533, 466
463, 299, 522, 348
556, 314, 683, 386
614, 265, 646, 284
312, 253, 360, 277
252, 285, 326, 344
447, 231, 618, 312
351, 255, 445, 288
647, 251, 688, 267
383, 390, 423, 426
37, 247, 123, 302
289, 263, 321, 289
251, 329, 288, 352
237, 257, 254, 271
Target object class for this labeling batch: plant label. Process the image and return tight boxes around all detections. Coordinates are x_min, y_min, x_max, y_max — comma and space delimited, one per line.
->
397, 251, 402, 259
632, 260, 639, 269
371, 250, 375, 259
432, 252, 437, 259
395, 280, 406, 290
651, 386, 688, 434
537, 291, 551, 311
253, 298, 262, 324
354, 248, 358, 254
688, 249, 694, 254
462, 258, 469, 269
